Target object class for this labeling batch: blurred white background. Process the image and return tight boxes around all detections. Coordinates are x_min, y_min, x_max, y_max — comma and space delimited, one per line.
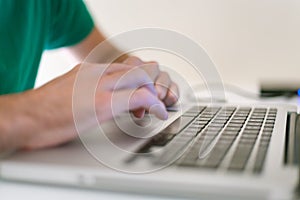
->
36, 0, 300, 91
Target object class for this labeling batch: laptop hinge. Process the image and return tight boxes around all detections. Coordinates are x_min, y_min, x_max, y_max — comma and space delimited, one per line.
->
285, 112, 300, 196
287, 112, 300, 194
285, 112, 299, 165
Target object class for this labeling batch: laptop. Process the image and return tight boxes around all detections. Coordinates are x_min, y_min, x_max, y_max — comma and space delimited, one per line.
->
0, 101, 299, 199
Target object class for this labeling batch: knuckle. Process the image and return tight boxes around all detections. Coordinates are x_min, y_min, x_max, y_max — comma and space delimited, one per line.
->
161, 71, 170, 80
144, 62, 160, 79
168, 88, 179, 103
134, 68, 151, 82
151, 62, 160, 72
169, 92, 178, 102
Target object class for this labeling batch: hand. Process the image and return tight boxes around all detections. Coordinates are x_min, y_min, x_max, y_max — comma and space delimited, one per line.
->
22, 62, 168, 150
122, 56, 179, 118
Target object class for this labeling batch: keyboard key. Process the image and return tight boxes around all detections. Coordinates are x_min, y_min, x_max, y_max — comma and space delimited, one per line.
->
219, 135, 237, 142
264, 124, 274, 128
253, 145, 268, 173
248, 119, 264, 123
230, 119, 246, 124
184, 106, 206, 115
222, 131, 239, 137
194, 120, 209, 126
155, 137, 193, 165
262, 131, 273, 136
239, 138, 256, 145
228, 144, 254, 170
224, 127, 242, 132
211, 119, 228, 124
240, 134, 257, 140
244, 126, 261, 131
232, 116, 247, 120
227, 123, 244, 128
263, 127, 274, 132
260, 135, 271, 142
243, 130, 260, 136
178, 142, 204, 166
209, 122, 226, 128
199, 142, 232, 168
253, 108, 267, 112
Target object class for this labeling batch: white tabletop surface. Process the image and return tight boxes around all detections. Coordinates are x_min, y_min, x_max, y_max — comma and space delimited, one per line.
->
0, 181, 177, 200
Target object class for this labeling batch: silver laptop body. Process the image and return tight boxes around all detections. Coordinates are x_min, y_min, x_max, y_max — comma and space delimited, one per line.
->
0, 103, 299, 200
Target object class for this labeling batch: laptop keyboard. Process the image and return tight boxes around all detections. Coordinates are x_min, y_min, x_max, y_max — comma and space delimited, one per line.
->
138, 106, 277, 173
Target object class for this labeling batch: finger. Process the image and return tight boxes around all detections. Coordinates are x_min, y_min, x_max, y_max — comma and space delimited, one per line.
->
155, 71, 171, 100
132, 108, 145, 118
140, 62, 160, 81
111, 87, 168, 120
163, 82, 180, 106
98, 68, 157, 95
124, 55, 146, 119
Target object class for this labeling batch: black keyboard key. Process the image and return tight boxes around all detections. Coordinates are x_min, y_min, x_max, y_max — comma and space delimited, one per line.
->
155, 137, 193, 165
253, 145, 268, 173
200, 129, 219, 137
253, 108, 267, 113
240, 134, 257, 140
260, 135, 271, 142
178, 142, 204, 166
199, 141, 233, 168
261, 130, 272, 135
263, 127, 274, 132
224, 127, 242, 132
248, 119, 264, 123
179, 136, 218, 166
184, 106, 206, 115
228, 144, 254, 170
193, 120, 209, 126
242, 130, 260, 135
244, 126, 261, 131
226, 123, 244, 128
247, 122, 263, 126
222, 130, 239, 136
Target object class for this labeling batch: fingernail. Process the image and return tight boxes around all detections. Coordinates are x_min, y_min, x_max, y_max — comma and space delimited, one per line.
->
160, 101, 168, 120
161, 109, 168, 120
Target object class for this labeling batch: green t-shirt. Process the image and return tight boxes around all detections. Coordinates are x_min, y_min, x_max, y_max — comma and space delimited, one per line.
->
0, 0, 94, 95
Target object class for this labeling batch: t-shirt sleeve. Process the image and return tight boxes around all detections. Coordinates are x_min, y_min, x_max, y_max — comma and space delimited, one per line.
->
45, 0, 94, 50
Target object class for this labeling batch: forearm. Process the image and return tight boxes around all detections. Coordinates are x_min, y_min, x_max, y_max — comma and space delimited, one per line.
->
0, 91, 40, 152
0, 86, 76, 152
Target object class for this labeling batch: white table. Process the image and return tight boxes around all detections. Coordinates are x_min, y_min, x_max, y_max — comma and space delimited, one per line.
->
0, 181, 177, 200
